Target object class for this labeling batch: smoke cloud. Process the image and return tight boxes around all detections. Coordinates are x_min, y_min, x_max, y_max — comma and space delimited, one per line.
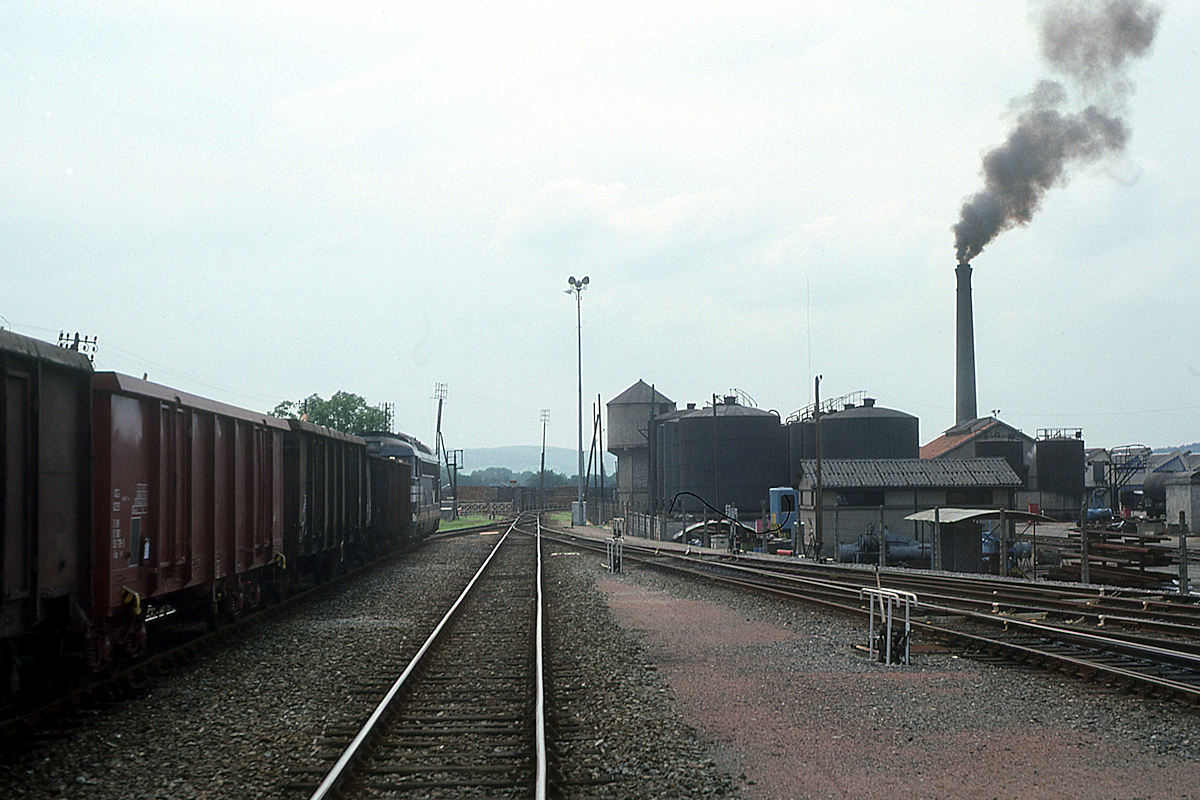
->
953, 1, 1161, 264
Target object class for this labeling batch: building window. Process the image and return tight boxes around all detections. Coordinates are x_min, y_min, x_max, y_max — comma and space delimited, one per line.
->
836, 490, 885, 507
946, 488, 992, 505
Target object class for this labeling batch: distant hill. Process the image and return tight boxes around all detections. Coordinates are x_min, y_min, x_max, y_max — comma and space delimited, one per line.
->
1153, 442, 1200, 453
462, 445, 615, 478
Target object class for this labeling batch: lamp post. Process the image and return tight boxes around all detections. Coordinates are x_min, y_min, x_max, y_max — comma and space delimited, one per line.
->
539, 409, 549, 510
566, 275, 589, 525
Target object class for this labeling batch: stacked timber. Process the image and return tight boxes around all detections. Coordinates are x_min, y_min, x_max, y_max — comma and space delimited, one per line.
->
1048, 526, 1176, 589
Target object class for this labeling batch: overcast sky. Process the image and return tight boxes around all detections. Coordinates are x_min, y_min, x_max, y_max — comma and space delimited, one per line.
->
5, 1, 1196, 454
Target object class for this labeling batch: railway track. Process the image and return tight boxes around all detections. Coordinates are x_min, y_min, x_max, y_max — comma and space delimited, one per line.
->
543, 526, 1200, 706
301, 515, 551, 800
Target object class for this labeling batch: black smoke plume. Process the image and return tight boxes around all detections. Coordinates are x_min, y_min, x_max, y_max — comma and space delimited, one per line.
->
953, 0, 1161, 264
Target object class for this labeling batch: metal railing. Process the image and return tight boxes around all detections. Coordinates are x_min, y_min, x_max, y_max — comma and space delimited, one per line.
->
859, 587, 917, 666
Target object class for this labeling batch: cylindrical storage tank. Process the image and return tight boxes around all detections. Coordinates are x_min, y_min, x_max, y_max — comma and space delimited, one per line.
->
785, 419, 815, 480
664, 400, 784, 516
817, 399, 918, 459
1142, 471, 1168, 504
1034, 438, 1085, 496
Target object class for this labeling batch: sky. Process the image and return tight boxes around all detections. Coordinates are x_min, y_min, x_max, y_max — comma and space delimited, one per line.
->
4, 1, 1197, 455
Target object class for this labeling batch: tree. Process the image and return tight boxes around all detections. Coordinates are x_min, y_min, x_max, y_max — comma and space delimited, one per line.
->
271, 391, 388, 435
525, 469, 571, 488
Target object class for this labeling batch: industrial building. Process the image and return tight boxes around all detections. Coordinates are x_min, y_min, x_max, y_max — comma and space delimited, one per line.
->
794, 457, 1023, 561
1166, 469, 1200, 530
1085, 446, 1200, 516
920, 417, 1085, 521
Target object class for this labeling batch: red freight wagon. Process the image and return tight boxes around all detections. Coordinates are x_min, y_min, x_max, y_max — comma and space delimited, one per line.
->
281, 420, 369, 583
1, 330, 93, 696
90, 373, 287, 656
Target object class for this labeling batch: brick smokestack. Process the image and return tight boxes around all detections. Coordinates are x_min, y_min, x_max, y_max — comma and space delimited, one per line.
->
955, 262, 977, 425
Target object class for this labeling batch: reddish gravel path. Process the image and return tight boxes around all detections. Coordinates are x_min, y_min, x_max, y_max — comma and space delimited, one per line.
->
597, 569, 1200, 800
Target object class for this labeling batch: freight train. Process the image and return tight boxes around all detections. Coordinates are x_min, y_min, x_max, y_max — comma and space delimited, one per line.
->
0, 329, 437, 704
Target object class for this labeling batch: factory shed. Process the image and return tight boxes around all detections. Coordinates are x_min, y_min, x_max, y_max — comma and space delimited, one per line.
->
920, 416, 1032, 476
1166, 470, 1200, 532
795, 457, 1022, 561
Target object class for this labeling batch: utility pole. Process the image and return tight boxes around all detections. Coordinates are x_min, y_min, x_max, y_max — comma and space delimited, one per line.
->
434, 381, 448, 506
814, 375, 824, 560
711, 393, 720, 548
597, 393, 605, 527
539, 409, 549, 510
647, 383, 657, 517
434, 382, 447, 481
58, 331, 97, 363
451, 449, 463, 519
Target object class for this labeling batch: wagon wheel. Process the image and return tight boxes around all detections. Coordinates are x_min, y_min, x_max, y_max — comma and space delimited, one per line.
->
85, 628, 113, 674
116, 617, 147, 659
242, 577, 264, 611
220, 587, 244, 621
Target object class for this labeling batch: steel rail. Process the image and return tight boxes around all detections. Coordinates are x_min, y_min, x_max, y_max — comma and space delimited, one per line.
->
748, 558, 1200, 627
540, 527, 1200, 704
534, 516, 548, 800
308, 515, 533, 800
558, 530, 1200, 636
427, 519, 516, 540
663, 555, 1200, 651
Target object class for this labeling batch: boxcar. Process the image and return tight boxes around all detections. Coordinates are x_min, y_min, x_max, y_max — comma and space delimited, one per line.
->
1, 330, 93, 696
280, 420, 369, 583
90, 373, 287, 649
367, 454, 412, 551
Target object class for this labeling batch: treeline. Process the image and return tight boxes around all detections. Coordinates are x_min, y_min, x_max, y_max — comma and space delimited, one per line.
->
456, 467, 579, 488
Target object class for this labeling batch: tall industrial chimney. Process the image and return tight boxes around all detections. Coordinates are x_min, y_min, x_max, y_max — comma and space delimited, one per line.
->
955, 262, 977, 425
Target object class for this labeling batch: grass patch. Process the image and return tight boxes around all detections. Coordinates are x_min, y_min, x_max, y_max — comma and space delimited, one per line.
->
439, 514, 505, 531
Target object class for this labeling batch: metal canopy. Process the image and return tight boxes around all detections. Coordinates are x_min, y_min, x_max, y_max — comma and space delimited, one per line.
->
904, 507, 1055, 524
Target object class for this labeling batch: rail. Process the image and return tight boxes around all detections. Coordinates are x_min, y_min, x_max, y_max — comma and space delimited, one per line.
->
540, 525, 1200, 705
308, 513, 549, 799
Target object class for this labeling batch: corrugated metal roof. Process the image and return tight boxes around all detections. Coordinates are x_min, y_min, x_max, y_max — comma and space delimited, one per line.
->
905, 507, 1054, 523
798, 458, 1022, 488
918, 419, 998, 459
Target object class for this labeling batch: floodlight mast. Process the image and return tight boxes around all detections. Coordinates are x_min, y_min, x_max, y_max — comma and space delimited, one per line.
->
566, 276, 589, 524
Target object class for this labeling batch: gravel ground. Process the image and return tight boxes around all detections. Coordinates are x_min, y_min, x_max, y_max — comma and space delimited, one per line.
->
0, 535, 501, 800
0, 532, 742, 800
543, 546, 741, 799
8, 527, 1195, 800
595, 552, 1200, 800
